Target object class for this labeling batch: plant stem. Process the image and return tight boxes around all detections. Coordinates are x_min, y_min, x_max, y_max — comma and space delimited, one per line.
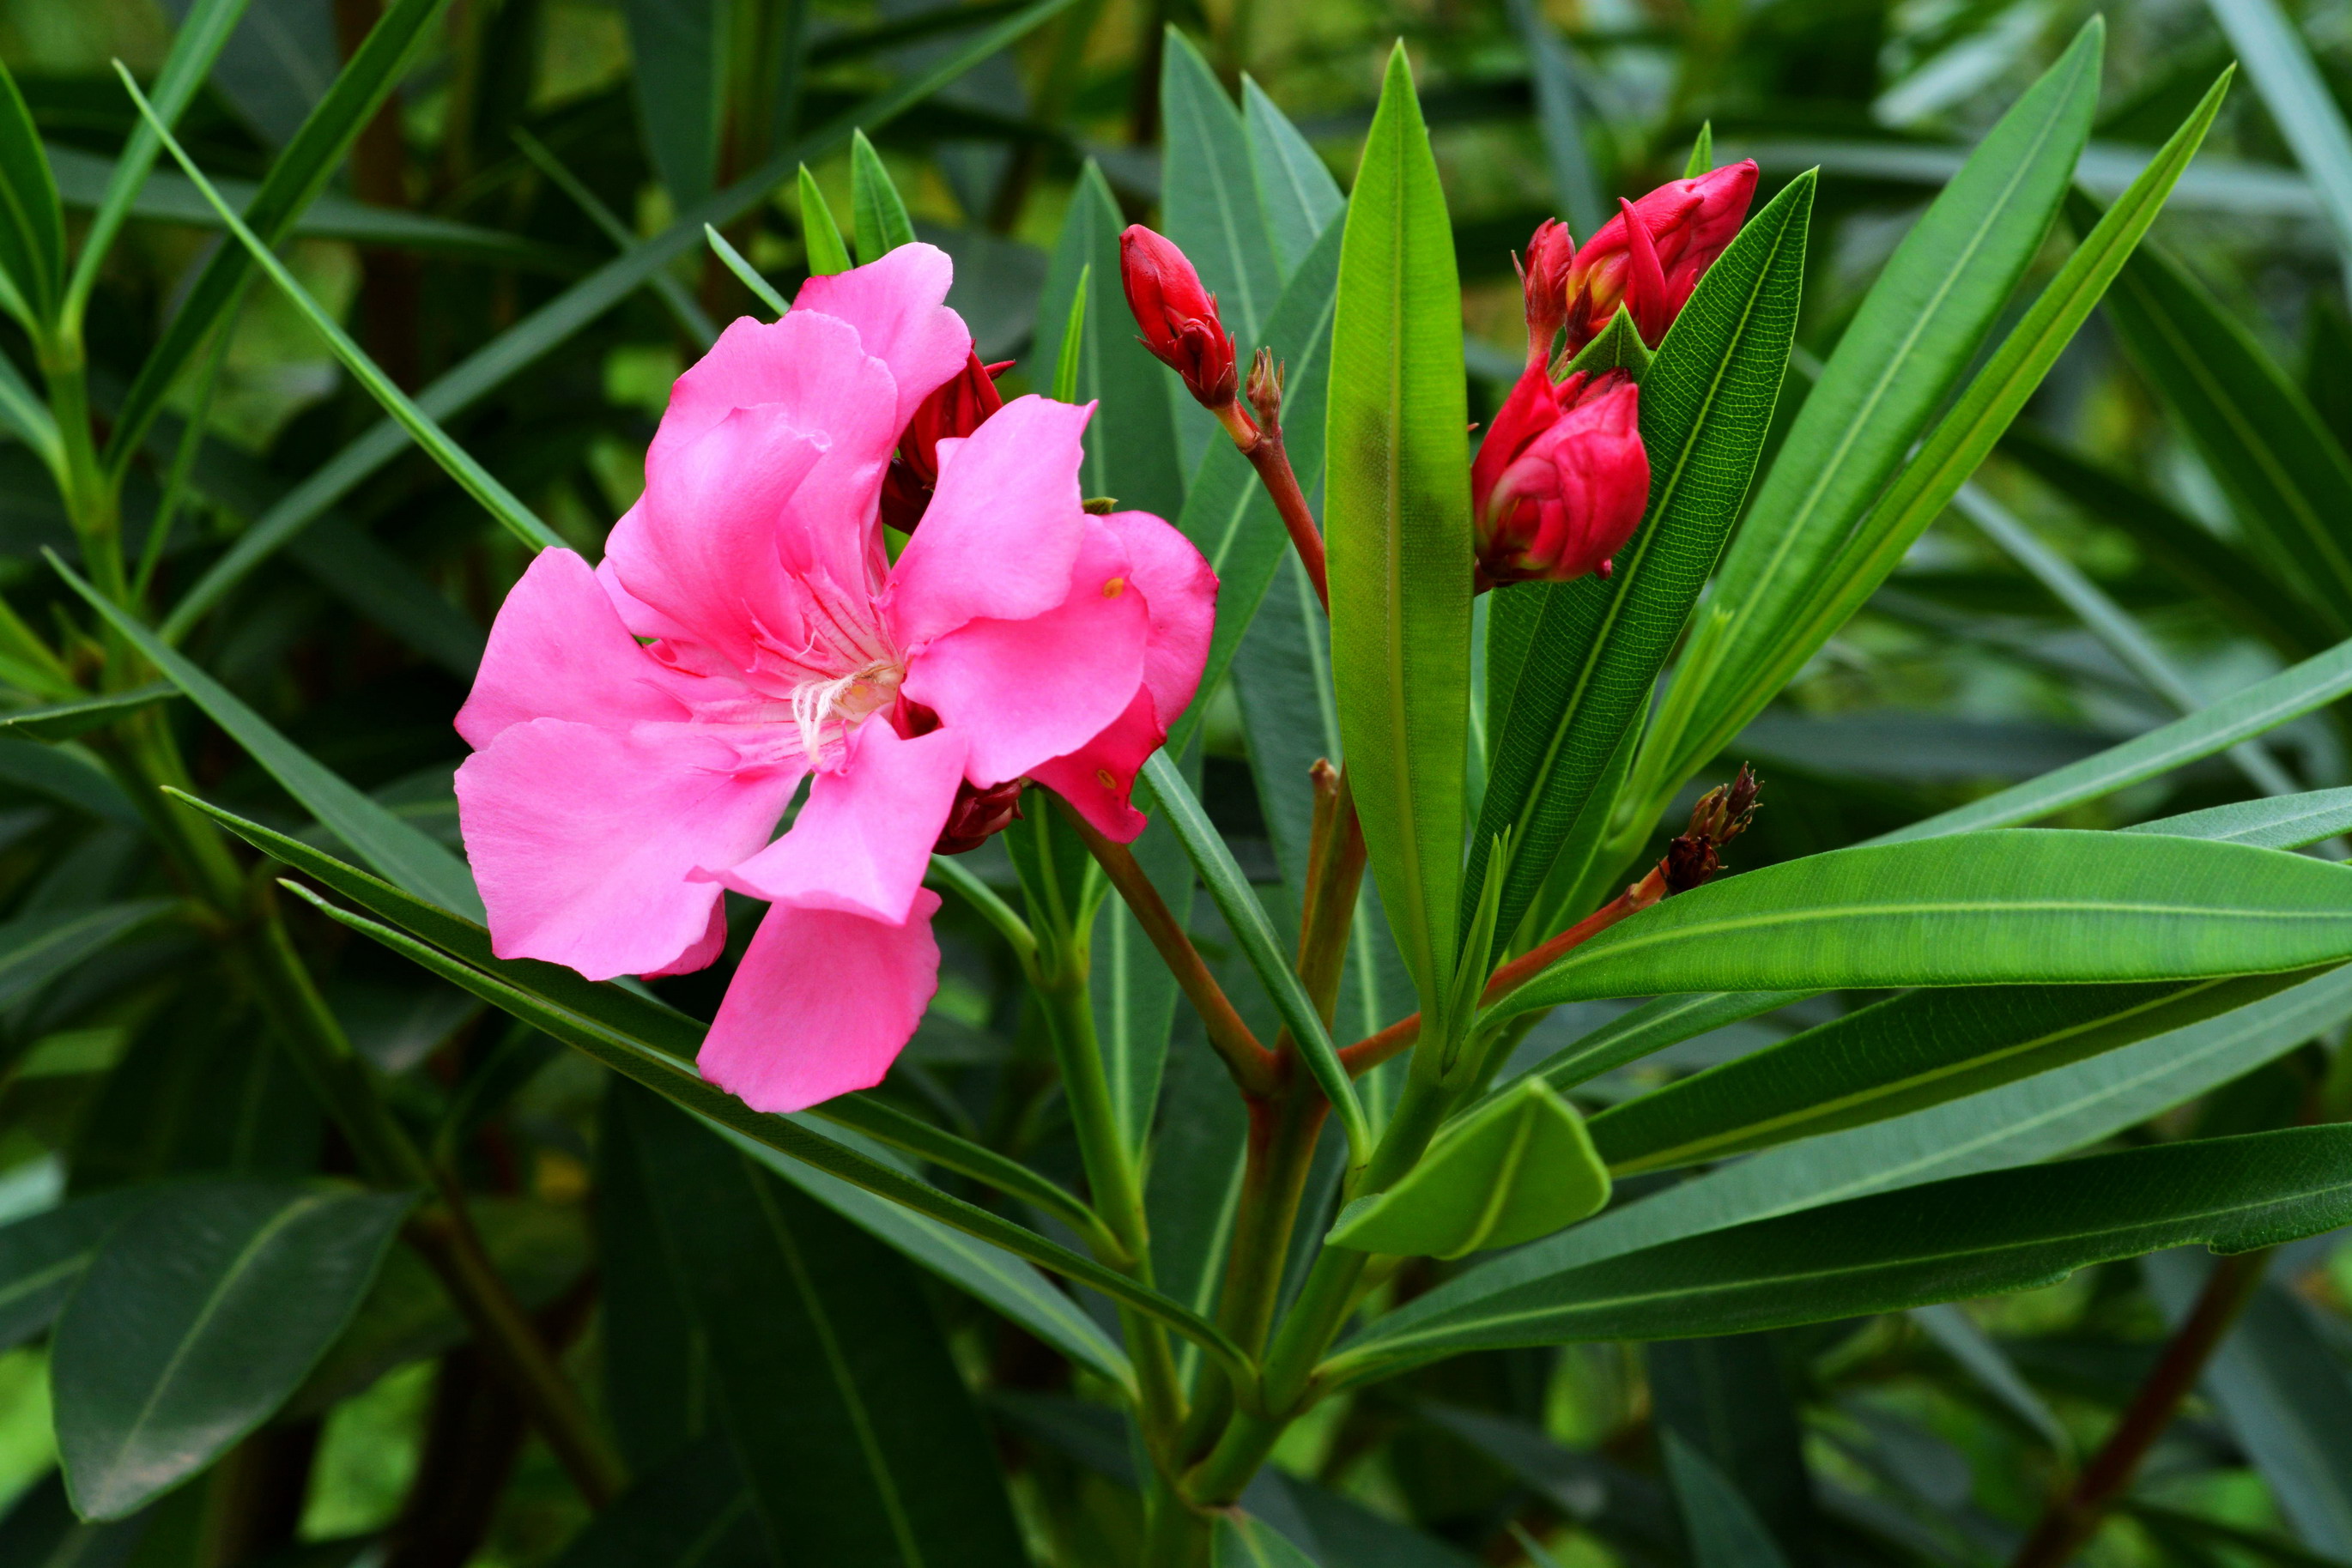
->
1295, 762, 1367, 1026
2006, 1248, 2271, 1568
1142, 1475, 1215, 1568
1222, 366, 1327, 609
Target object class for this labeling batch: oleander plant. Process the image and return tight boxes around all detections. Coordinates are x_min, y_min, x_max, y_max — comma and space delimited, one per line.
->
0, 0, 2349, 1565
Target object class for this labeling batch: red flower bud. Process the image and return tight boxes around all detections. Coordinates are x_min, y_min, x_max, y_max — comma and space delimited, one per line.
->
1119, 225, 1239, 409
1560, 160, 1758, 354
1521, 217, 1578, 369
1470, 366, 1649, 590
932, 775, 1026, 855
881, 351, 1009, 533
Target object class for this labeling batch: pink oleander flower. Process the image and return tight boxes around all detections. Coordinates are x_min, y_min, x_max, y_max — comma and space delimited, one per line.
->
453, 245, 1217, 1114
1470, 364, 1649, 590
1558, 160, 1759, 354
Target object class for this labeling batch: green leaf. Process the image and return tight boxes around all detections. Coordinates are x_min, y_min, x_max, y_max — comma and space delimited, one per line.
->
156, 0, 1083, 639
1684, 124, 1715, 179
2205, 0, 2352, 275
1910, 1302, 2071, 1453
1665, 1432, 1792, 1568
619, 0, 724, 205
1161, 28, 1281, 345
1170, 215, 1343, 751
67, 0, 259, 333
56, 566, 483, 918
0, 1191, 150, 1353
702, 223, 788, 315
606, 1086, 1031, 1566
1241, 76, 1344, 281
1093, 747, 1198, 1153
1512, 990, 1803, 1095
1652, 54, 2227, 808
850, 128, 916, 263
0, 900, 175, 1008
1506, 0, 1607, 234
2125, 789, 2352, 849
52, 1180, 411, 1519
1494, 831, 2352, 1017
1391, 961, 2352, 1359
1468, 173, 1813, 960
0, 57, 64, 322
1561, 305, 1653, 379
1326, 1125, 2352, 1374
0, 738, 139, 824
1585, 969, 2320, 1173
797, 164, 852, 275
1328, 1076, 1609, 1258
0, 685, 173, 742
551, 1439, 765, 1568
2090, 202, 2352, 629
1036, 160, 1188, 522
2003, 427, 2335, 661
1215, 1513, 1322, 1568
117, 70, 565, 558
1325, 43, 1475, 1022
1883, 636, 2352, 841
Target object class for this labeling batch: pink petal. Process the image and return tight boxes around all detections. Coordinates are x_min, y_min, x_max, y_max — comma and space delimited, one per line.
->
642, 901, 729, 978
698, 891, 943, 1112
713, 720, 967, 921
884, 397, 1094, 649
1030, 687, 1161, 843
901, 516, 1149, 787
1100, 510, 1217, 726
605, 403, 827, 676
455, 718, 797, 980
456, 548, 702, 750
790, 245, 973, 427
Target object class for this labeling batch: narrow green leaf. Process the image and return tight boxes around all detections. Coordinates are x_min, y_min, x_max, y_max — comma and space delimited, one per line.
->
1512, 990, 1803, 1096
1683, 124, 1716, 179
2124, 789, 2352, 849
0, 900, 176, 1006
1910, 1303, 2071, 1453
1665, 1432, 1791, 1568
56, 564, 485, 917
117, 68, 564, 555
550, 1440, 764, 1568
1327, 1125, 2352, 1373
1506, 0, 1608, 234
797, 164, 852, 275
1328, 1077, 1609, 1258
515, 129, 714, 347
1052, 266, 1087, 403
1561, 305, 1652, 379
702, 223, 789, 316
0, 738, 140, 823
2205, 0, 2352, 276
0, 57, 64, 321
1469, 173, 1814, 959
157, 0, 1082, 639
850, 129, 916, 263
2090, 200, 2352, 629
52, 1180, 410, 1519
1241, 76, 1344, 281
1494, 831, 2352, 1019
619, 0, 723, 205
0, 685, 173, 742
1215, 1512, 1322, 1568
0, 344, 59, 477
1161, 28, 1281, 343
1325, 43, 1474, 1020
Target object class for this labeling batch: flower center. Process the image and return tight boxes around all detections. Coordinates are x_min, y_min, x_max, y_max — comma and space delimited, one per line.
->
789, 657, 903, 766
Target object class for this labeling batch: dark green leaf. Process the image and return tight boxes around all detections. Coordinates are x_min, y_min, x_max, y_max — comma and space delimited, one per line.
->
1328, 1077, 1609, 1258
0, 58, 64, 320
1240, 76, 1343, 280
552, 1438, 766, 1568
0, 687, 172, 742
1665, 1432, 1793, 1568
1161, 28, 1281, 343
620, 0, 724, 204
0, 1192, 150, 1353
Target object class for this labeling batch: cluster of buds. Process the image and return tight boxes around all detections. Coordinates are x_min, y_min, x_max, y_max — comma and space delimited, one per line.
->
880, 350, 1010, 533
933, 775, 1026, 855
1470, 365, 1648, 590
1119, 226, 1241, 415
1662, 765, 1760, 894
1524, 160, 1760, 366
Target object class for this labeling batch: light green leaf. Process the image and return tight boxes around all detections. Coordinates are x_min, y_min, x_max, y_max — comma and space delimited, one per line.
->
1325, 43, 1474, 1022
797, 164, 852, 275
703, 223, 788, 316
1241, 76, 1343, 280
1162, 29, 1280, 342
2123, 789, 2352, 849
850, 129, 916, 263
1561, 305, 1652, 379
52, 1180, 410, 1519
1328, 1077, 1609, 1258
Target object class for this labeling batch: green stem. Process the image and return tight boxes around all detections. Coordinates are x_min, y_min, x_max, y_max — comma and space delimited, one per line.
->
1142, 1476, 1215, 1568
42, 339, 129, 605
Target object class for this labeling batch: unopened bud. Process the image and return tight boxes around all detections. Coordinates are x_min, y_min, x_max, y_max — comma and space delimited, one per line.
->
1561, 160, 1759, 354
1119, 225, 1240, 409
1521, 217, 1577, 368
881, 351, 1009, 532
1470, 366, 1649, 590
933, 776, 1026, 855
1663, 763, 1760, 894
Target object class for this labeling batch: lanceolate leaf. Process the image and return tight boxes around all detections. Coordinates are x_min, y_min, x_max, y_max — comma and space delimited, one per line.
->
0, 58, 64, 323
0, 1191, 152, 1353
1325, 1125, 2352, 1376
1493, 832, 2352, 1016
1666, 1433, 1793, 1568
1242, 76, 1345, 280
52, 1181, 410, 1519
1466, 173, 1813, 960
849, 129, 916, 263
1668, 23, 2101, 773
797, 164, 852, 275
1161, 28, 1281, 344
2123, 789, 2352, 849
1325, 43, 1475, 1016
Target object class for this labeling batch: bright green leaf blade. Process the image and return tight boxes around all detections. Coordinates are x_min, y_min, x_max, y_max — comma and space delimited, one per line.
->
1561, 305, 1652, 379
849, 129, 916, 263
1665, 1432, 1791, 1568
608, 1087, 1032, 1566
702, 223, 788, 316
797, 165, 852, 275
1667, 23, 2101, 783
1325, 43, 1474, 1020
1327, 1125, 2352, 1373
1469, 173, 1813, 959
1495, 831, 2352, 1016
0, 1192, 150, 1353
1241, 76, 1343, 281
1656, 63, 2230, 802
1329, 1078, 1609, 1258
158, 0, 1082, 639
2091, 200, 2352, 629
52, 1180, 410, 1519
0, 57, 64, 318
1161, 28, 1281, 345
0, 685, 173, 742
1586, 968, 2320, 1173
116, 68, 563, 555
67, 0, 259, 324
2125, 790, 2352, 849
55, 566, 484, 917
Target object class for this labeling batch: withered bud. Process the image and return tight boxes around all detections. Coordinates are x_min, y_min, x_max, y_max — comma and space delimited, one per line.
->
1662, 763, 1760, 895
1081, 496, 1119, 515
1246, 348, 1285, 435
933, 777, 1026, 855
